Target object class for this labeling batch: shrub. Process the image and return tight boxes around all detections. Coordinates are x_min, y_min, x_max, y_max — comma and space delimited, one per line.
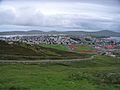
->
94, 73, 120, 84
68, 72, 91, 81
68, 72, 120, 85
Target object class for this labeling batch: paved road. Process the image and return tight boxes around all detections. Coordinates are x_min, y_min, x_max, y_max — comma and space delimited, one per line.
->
0, 56, 95, 64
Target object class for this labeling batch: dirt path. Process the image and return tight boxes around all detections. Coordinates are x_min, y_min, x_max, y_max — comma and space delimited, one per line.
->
0, 55, 95, 64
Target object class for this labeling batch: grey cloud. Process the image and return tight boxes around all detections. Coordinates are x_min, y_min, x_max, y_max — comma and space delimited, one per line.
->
0, 8, 16, 25
0, 0, 120, 32
0, 7, 120, 31
1, 0, 120, 7
2, 0, 120, 4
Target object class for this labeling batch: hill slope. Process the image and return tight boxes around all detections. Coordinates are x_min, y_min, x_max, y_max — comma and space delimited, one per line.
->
0, 55, 120, 90
0, 41, 91, 60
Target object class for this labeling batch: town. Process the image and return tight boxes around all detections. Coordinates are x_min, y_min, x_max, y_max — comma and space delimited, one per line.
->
0, 34, 120, 57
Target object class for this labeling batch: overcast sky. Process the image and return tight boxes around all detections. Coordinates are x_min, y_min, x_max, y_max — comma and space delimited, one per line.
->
0, 0, 120, 32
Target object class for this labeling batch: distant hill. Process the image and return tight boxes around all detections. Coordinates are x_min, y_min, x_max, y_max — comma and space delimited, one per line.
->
0, 30, 45, 35
62, 30, 120, 37
0, 30, 120, 37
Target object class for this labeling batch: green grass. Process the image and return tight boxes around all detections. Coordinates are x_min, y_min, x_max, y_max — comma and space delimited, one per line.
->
72, 45, 96, 53
40, 44, 69, 51
76, 45, 95, 51
0, 55, 120, 90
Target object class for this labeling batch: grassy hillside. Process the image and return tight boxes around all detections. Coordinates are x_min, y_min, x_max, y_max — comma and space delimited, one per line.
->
40, 44, 69, 51
0, 40, 91, 60
73, 45, 95, 52
0, 55, 120, 90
